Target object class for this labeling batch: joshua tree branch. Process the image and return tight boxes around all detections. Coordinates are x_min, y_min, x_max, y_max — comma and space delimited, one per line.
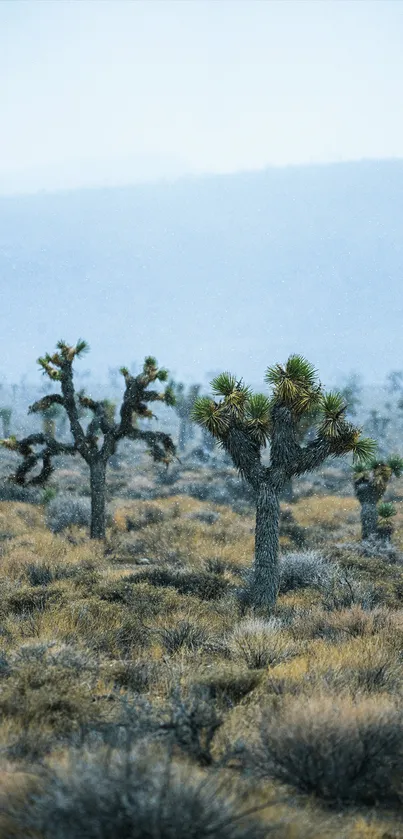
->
4, 434, 76, 486
125, 427, 176, 465
221, 426, 264, 489
28, 394, 65, 414
58, 360, 88, 455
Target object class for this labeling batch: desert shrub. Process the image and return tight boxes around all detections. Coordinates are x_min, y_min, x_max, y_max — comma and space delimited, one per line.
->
229, 618, 294, 669
130, 568, 229, 601
188, 510, 220, 525
125, 504, 166, 531
0, 651, 10, 676
46, 494, 91, 533
290, 605, 399, 643
205, 557, 228, 575
110, 659, 161, 693
157, 621, 208, 655
248, 696, 403, 806
6, 585, 64, 615
279, 551, 333, 593
0, 642, 102, 747
341, 538, 403, 563
25, 561, 83, 587
4, 745, 269, 839
167, 685, 223, 765
25, 562, 55, 587
95, 617, 151, 659
205, 557, 242, 577
0, 480, 42, 503
321, 569, 381, 611
192, 664, 262, 708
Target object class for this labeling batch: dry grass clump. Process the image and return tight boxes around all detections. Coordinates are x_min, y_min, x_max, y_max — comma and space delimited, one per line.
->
157, 621, 208, 655
247, 695, 403, 807
259, 634, 403, 703
228, 618, 297, 669
290, 604, 403, 643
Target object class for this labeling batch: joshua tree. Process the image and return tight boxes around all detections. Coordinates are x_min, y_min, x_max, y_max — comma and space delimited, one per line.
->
0, 407, 12, 438
338, 372, 363, 419
192, 355, 375, 610
1, 340, 176, 539
353, 454, 403, 543
170, 381, 201, 452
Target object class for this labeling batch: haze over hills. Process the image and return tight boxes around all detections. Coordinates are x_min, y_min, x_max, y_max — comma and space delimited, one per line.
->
1, 159, 402, 389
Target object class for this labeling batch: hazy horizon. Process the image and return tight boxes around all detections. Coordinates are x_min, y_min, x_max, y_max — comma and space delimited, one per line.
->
2, 0, 403, 194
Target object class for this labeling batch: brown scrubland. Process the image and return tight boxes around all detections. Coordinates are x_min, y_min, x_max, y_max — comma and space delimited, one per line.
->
0, 441, 403, 838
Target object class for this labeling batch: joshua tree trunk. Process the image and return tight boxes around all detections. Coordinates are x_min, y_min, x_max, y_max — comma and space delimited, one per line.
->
281, 477, 294, 503
178, 418, 188, 452
359, 501, 379, 540
89, 458, 107, 540
251, 481, 280, 609
355, 482, 379, 540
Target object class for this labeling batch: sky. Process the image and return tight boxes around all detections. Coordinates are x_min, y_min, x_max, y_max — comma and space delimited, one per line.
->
1, 0, 403, 193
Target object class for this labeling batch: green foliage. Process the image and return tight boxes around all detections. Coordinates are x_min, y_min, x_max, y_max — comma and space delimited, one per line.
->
210, 372, 239, 397
265, 355, 318, 391
350, 437, 378, 464
143, 355, 157, 371
41, 487, 58, 505
377, 502, 397, 520
72, 339, 89, 357
163, 384, 176, 406
191, 397, 229, 437
387, 454, 403, 478
193, 356, 372, 467
318, 392, 347, 438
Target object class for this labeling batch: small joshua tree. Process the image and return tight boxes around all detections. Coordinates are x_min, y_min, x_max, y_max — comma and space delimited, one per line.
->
1, 341, 176, 539
170, 381, 201, 452
192, 355, 375, 610
0, 407, 12, 438
353, 454, 403, 543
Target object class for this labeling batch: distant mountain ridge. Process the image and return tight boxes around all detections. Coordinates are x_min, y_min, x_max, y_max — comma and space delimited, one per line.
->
1, 159, 402, 386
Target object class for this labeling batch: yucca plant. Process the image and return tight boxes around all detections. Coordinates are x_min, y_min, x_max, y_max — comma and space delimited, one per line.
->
192, 355, 375, 610
169, 381, 201, 452
1, 341, 176, 540
353, 454, 403, 542
0, 407, 12, 438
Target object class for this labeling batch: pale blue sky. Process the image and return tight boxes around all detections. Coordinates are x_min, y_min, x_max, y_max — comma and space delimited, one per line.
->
1, 0, 403, 192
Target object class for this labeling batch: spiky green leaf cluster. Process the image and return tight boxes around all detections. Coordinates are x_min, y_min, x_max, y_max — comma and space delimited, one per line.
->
211, 373, 239, 398
244, 393, 272, 445
143, 356, 157, 371
350, 436, 378, 464
377, 501, 397, 520
191, 396, 229, 438
387, 454, 403, 478
0, 436, 18, 451
317, 392, 347, 438
37, 340, 89, 380
265, 355, 320, 414
163, 385, 176, 407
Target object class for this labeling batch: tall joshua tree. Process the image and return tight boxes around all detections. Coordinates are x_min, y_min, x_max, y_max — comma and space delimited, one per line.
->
192, 355, 375, 610
1, 341, 176, 539
353, 454, 403, 543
